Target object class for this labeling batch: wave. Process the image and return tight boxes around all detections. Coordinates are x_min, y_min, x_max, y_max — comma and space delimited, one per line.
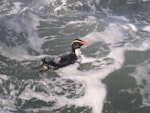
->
1, 0, 149, 15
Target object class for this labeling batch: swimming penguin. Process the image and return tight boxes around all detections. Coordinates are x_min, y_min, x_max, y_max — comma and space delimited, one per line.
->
35, 39, 87, 72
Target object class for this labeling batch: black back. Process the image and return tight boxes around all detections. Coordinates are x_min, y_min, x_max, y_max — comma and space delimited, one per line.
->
42, 53, 77, 69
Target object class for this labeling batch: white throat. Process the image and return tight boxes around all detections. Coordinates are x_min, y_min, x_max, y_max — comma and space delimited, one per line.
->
75, 48, 82, 59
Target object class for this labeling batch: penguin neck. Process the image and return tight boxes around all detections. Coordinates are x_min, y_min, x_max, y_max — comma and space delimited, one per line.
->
74, 48, 81, 59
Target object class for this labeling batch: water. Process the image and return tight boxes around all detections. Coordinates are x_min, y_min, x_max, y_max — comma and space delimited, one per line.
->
0, 0, 150, 113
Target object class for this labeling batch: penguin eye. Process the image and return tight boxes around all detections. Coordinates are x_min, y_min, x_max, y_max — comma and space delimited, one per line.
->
72, 42, 81, 49
76, 42, 81, 45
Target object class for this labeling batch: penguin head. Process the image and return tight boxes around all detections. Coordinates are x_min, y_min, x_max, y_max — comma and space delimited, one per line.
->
71, 39, 87, 53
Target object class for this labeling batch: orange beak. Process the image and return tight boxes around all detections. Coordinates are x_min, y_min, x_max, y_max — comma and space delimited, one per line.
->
81, 41, 87, 45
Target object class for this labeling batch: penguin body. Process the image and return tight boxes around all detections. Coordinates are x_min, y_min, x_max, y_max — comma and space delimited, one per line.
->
37, 39, 87, 72
42, 53, 77, 70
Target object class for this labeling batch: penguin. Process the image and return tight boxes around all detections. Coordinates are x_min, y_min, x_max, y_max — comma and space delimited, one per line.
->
34, 39, 87, 72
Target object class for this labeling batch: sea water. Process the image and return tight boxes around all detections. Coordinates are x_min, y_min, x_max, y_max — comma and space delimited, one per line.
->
0, 0, 150, 113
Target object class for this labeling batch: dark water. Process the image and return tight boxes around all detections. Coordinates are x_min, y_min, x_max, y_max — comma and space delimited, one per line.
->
0, 0, 150, 113
103, 49, 150, 113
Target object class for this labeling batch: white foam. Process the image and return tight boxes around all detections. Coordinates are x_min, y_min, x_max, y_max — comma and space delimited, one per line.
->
18, 86, 52, 102
1, 3, 150, 112
0, 74, 10, 81
14, 16, 150, 113
130, 60, 150, 107
124, 24, 138, 32
0, 109, 13, 113
55, 18, 150, 113
0, 42, 28, 61
143, 25, 150, 32
0, 41, 51, 61
56, 67, 106, 113
22, 13, 45, 53
82, 23, 128, 47
125, 24, 150, 33
108, 48, 125, 65
73, 78, 106, 113
8, 2, 23, 15
0, 98, 17, 112
37, 19, 142, 113
56, 47, 125, 113
54, 0, 68, 13
125, 39, 150, 51
2, 8, 44, 53
142, 0, 149, 2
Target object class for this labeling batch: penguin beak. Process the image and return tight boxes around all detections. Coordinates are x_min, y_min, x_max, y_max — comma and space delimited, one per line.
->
81, 41, 87, 45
